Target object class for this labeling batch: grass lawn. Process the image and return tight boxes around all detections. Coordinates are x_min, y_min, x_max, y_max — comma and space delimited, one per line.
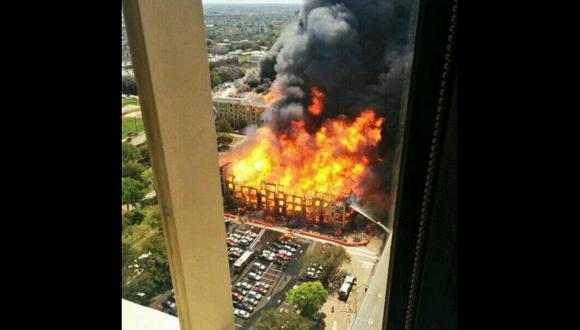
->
122, 98, 140, 107
122, 117, 145, 139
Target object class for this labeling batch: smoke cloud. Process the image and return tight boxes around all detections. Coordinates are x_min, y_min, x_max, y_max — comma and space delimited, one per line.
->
256, 0, 416, 201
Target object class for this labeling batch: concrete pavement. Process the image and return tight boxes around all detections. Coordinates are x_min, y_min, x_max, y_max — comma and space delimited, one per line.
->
349, 237, 392, 330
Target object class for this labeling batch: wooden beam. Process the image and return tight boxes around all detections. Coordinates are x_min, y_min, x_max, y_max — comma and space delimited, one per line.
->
123, 1, 234, 329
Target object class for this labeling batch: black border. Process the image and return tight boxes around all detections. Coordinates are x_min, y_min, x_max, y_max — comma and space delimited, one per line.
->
384, 0, 457, 328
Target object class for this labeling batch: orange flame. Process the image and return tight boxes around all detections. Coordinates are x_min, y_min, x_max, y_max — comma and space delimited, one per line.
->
263, 81, 284, 105
222, 108, 384, 198
307, 86, 325, 116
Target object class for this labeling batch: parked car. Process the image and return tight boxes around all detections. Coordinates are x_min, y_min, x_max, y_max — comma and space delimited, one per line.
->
272, 242, 284, 249
247, 290, 263, 300
239, 302, 254, 313
233, 287, 249, 296
235, 282, 253, 290
252, 262, 267, 271
278, 249, 293, 257
256, 281, 270, 289
232, 292, 244, 301
244, 297, 259, 306
252, 286, 268, 295
226, 239, 237, 247
274, 258, 288, 266
248, 272, 262, 281
287, 242, 300, 249
283, 245, 297, 253
276, 252, 290, 261
238, 239, 250, 247
233, 301, 243, 309
233, 309, 250, 319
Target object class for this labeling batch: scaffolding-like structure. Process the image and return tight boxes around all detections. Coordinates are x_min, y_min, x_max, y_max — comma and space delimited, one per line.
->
220, 162, 349, 227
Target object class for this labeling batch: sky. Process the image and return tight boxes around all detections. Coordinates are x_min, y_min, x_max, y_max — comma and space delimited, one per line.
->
202, 0, 303, 4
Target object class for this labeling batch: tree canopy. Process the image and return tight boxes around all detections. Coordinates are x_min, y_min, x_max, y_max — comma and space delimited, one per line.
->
285, 281, 328, 317
217, 133, 234, 148
215, 118, 233, 132
122, 161, 147, 182
252, 310, 310, 330
302, 244, 351, 287
122, 177, 145, 209
122, 142, 141, 163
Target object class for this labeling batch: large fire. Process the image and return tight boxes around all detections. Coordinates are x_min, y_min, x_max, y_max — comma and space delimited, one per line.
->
307, 86, 325, 116
221, 87, 384, 199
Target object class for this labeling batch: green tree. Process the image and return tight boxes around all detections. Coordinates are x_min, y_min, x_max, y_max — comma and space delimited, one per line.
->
122, 231, 171, 305
143, 205, 161, 228
138, 143, 150, 163
141, 167, 154, 187
215, 118, 233, 132
123, 209, 145, 226
217, 133, 234, 148
122, 240, 136, 283
285, 281, 328, 317
122, 142, 141, 163
210, 70, 222, 87
122, 177, 145, 210
302, 244, 351, 287
140, 233, 172, 291
252, 310, 310, 330
122, 161, 147, 182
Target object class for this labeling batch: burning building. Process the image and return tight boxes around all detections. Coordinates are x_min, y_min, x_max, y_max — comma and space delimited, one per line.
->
221, 161, 350, 226
217, 0, 416, 228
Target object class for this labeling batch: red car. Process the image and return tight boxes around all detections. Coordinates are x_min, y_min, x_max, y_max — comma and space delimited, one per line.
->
232, 292, 243, 301
251, 286, 268, 295
276, 252, 289, 261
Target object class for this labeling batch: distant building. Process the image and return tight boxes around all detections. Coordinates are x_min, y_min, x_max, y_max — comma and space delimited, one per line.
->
213, 94, 266, 130
248, 50, 265, 64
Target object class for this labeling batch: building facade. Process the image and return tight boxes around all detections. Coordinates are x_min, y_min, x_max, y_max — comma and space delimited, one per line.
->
213, 96, 266, 130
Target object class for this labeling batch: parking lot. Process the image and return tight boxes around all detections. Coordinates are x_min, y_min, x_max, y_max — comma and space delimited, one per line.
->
151, 219, 384, 329
226, 221, 317, 329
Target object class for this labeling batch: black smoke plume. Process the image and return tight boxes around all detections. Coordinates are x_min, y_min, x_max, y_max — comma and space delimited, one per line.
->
257, 0, 416, 203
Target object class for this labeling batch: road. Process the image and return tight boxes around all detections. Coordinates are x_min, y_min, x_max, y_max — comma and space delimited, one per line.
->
123, 131, 147, 146
349, 237, 392, 330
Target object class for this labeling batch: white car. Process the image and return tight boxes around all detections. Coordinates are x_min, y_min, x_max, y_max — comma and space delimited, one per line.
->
252, 262, 267, 271
247, 291, 263, 300
283, 245, 297, 253
235, 282, 253, 290
248, 272, 262, 281
256, 281, 270, 289
233, 309, 250, 319
244, 297, 259, 306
